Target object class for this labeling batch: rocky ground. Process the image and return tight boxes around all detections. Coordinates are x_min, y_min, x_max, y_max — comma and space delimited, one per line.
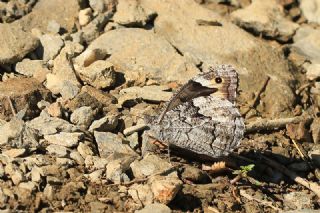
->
0, 0, 320, 212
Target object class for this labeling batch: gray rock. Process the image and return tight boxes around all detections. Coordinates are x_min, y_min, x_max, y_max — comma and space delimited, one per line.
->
130, 154, 171, 179
15, 59, 48, 77
141, 0, 295, 117
77, 142, 95, 158
84, 155, 109, 170
81, 12, 113, 44
77, 60, 116, 89
231, 0, 298, 42
70, 151, 85, 165
293, 27, 320, 63
46, 144, 69, 157
106, 157, 135, 183
113, 0, 156, 27
89, 115, 118, 132
135, 203, 171, 213
127, 132, 139, 149
300, 0, 320, 24
27, 112, 78, 135
44, 132, 84, 148
118, 86, 172, 107
94, 131, 137, 158
70, 106, 96, 129
0, 118, 39, 149
37, 34, 64, 61
0, 23, 39, 64
47, 20, 61, 34
87, 28, 199, 84
45, 42, 83, 99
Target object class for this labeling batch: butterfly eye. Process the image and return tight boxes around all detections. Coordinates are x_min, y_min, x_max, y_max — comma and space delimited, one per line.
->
215, 77, 222, 84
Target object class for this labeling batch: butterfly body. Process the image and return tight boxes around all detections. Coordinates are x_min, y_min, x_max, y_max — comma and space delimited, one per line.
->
146, 65, 245, 159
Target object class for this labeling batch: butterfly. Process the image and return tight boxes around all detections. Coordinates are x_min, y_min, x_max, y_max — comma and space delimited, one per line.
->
145, 64, 245, 159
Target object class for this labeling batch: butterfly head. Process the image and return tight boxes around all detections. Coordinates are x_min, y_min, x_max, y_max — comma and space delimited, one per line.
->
193, 65, 239, 103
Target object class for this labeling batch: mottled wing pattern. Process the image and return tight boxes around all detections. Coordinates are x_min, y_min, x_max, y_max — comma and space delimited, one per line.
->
146, 64, 245, 159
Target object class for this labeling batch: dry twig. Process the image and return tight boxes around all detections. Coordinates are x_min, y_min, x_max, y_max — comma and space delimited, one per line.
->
261, 155, 320, 198
243, 76, 270, 116
239, 189, 281, 211
245, 113, 313, 134
7, 96, 16, 116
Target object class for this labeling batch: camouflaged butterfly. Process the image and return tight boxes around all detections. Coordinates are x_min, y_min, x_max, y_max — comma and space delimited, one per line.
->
145, 64, 245, 159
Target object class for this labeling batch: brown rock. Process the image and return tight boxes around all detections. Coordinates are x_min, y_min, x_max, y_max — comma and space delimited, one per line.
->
0, 78, 51, 121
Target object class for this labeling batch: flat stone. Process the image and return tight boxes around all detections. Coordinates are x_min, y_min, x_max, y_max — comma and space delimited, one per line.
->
135, 203, 171, 213
15, 59, 49, 77
2, 148, 26, 158
130, 154, 171, 179
16, 0, 80, 33
87, 28, 199, 84
113, 0, 156, 27
0, 78, 51, 121
44, 132, 84, 148
31, 166, 43, 183
76, 60, 116, 89
89, 115, 118, 132
46, 144, 69, 157
18, 181, 37, 192
84, 155, 109, 170
94, 131, 137, 158
181, 165, 210, 183
46, 73, 80, 99
46, 102, 63, 118
70, 151, 85, 165
0, 118, 39, 149
70, 106, 96, 129
231, 0, 298, 42
37, 34, 64, 61
300, 0, 320, 24
293, 27, 320, 64
77, 142, 95, 158
27, 111, 78, 136
89, 0, 106, 13
141, 0, 295, 117
118, 86, 172, 107
0, 23, 39, 64
56, 158, 75, 167
127, 132, 139, 149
